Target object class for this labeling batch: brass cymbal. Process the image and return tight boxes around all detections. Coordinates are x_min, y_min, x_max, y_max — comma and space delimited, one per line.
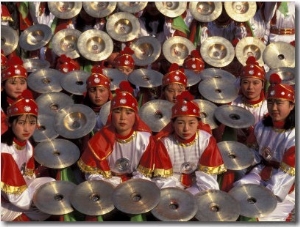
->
112, 179, 160, 214
27, 68, 64, 93
34, 138, 80, 169
130, 36, 161, 66
51, 28, 82, 59
214, 105, 255, 129
195, 189, 240, 221
33, 114, 59, 143
33, 180, 76, 215
77, 29, 113, 62
155, 2, 187, 18
184, 69, 201, 87
99, 101, 111, 126
48, 2, 82, 19
102, 68, 128, 91
117, 2, 148, 14
263, 41, 295, 69
235, 37, 266, 66
199, 68, 236, 83
228, 184, 277, 218
60, 70, 90, 95
19, 24, 52, 51
36, 92, 74, 117
189, 2, 222, 22
82, 2, 117, 18
200, 36, 235, 68
106, 12, 140, 42
139, 99, 174, 132
128, 68, 163, 88
162, 36, 195, 66
224, 2, 257, 22
70, 180, 115, 216
217, 141, 254, 170
55, 104, 97, 139
194, 99, 218, 129
151, 187, 197, 221
1, 25, 19, 55
198, 78, 239, 104
23, 58, 50, 72
266, 67, 295, 85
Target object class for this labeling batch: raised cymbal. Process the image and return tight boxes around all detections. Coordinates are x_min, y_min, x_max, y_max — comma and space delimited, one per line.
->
235, 37, 266, 66
106, 12, 140, 42
139, 99, 173, 132
130, 36, 161, 66
34, 138, 80, 169
60, 70, 90, 95
48, 2, 82, 19
263, 41, 295, 69
224, 2, 257, 22
189, 2, 222, 22
19, 24, 52, 51
195, 189, 240, 221
70, 180, 115, 216
117, 2, 148, 14
194, 99, 218, 129
102, 68, 128, 91
266, 67, 295, 85
27, 68, 64, 93
200, 36, 235, 68
82, 2, 117, 18
55, 104, 97, 139
214, 105, 255, 129
33, 114, 59, 143
184, 69, 201, 87
51, 28, 82, 59
155, 2, 187, 18
33, 180, 76, 215
128, 68, 163, 88
151, 187, 197, 221
99, 101, 111, 126
112, 178, 160, 214
199, 68, 237, 83
1, 25, 19, 55
217, 141, 254, 170
228, 184, 277, 218
77, 29, 113, 62
162, 36, 195, 66
23, 58, 50, 72
198, 77, 239, 104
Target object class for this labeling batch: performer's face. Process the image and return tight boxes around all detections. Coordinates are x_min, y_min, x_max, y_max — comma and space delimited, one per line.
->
267, 99, 294, 122
173, 116, 198, 141
87, 86, 110, 107
111, 107, 135, 136
11, 114, 37, 142
3, 77, 27, 100
240, 78, 264, 101
164, 83, 186, 103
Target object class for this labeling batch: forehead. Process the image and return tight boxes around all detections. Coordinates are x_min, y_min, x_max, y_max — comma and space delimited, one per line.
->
16, 114, 37, 121
165, 83, 185, 89
175, 116, 198, 121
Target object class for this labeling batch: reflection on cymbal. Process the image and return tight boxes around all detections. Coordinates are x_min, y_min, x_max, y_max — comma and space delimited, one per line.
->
33, 114, 59, 143
1, 25, 19, 55
266, 67, 295, 85
102, 68, 127, 91
61, 70, 90, 95
99, 101, 111, 126
194, 99, 218, 129
23, 58, 50, 72
128, 68, 163, 88
224, 2, 257, 22
189, 2, 223, 22
184, 69, 201, 87
199, 68, 237, 83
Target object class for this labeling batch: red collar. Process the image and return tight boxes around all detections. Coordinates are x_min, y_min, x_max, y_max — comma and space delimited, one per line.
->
175, 133, 196, 145
272, 121, 285, 129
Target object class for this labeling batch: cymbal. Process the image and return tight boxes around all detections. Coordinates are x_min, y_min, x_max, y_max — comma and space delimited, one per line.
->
263, 41, 295, 69
198, 78, 239, 104
112, 179, 160, 214
139, 99, 174, 132
128, 68, 163, 88
33, 180, 76, 215
48, 2, 82, 19
224, 2, 257, 22
184, 69, 201, 87
266, 67, 295, 85
228, 184, 277, 218
23, 58, 50, 72
189, 2, 222, 22
51, 28, 82, 59
214, 105, 255, 128
199, 68, 237, 83
99, 101, 111, 126
19, 24, 52, 51
34, 138, 80, 169
151, 187, 197, 221
162, 36, 195, 66
35, 92, 74, 117
54, 104, 97, 139
1, 25, 19, 55
195, 189, 240, 221
33, 114, 59, 143
77, 29, 113, 62
193, 99, 218, 129
200, 36, 235, 68
235, 37, 266, 66
117, 2, 148, 14
106, 12, 140, 42
27, 68, 64, 93
102, 68, 128, 91
130, 36, 161, 66
82, 2, 117, 18
70, 180, 115, 216
60, 70, 90, 95
217, 141, 254, 170
155, 2, 187, 18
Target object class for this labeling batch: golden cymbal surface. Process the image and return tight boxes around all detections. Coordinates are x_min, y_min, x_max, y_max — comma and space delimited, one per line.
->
23, 58, 50, 72
189, 2, 222, 22
199, 68, 237, 83
117, 2, 148, 14
155, 2, 187, 18
1, 25, 19, 55
128, 68, 163, 88
224, 2, 257, 22
48, 2, 82, 19
60, 70, 90, 95
33, 114, 59, 143
99, 101, 111, 126
194, 99, 218, 129
266, 67, 295, 85
82, 2, 117, 18
102, 68, 128, 91
184, 69, 201, 87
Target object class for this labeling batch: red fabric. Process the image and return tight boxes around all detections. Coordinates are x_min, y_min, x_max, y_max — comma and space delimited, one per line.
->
282, 146, 295, 168
1, 110, 8, 135
199, 136, 224, 167
12, 213, 31, 221
220, 170, 235, 192
153, 140, 173, 170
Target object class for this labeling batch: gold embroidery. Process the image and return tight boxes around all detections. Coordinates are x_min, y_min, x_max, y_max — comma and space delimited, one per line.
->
176, 132, 197, 147
13, 142, 26, 150
137, 165, 153, 178
116, 131, 137, 144
153, 168, 173, 178
272, 128, 286, 133
198, 164, 227, 175
1, 182, 27, 195
77, 159, 112, 178
280, 162, 295, 176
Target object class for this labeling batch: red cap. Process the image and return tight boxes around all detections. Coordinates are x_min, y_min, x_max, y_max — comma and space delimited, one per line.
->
113, 47, 135, 69
162, 63, 187, 88
267, 73, 294, 103
86, 65, 111, 89
1, 56, 27, 81
171, 91, 200, 119
111, 81, 137, 112
183, 50, 205, 73
241, 56, 265, 80
56, 54, 80, 73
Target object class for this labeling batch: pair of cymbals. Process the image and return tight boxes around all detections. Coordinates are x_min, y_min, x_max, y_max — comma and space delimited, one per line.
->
33, 114, 59, 143
128, 68, 163, 88
82, 2, 117, 18
189, 2, 223, 22
48, 2, 82, 19
155, 2, 187, 18
22, 58, 50, 72
224, 2, 257, 22
199, 68, 237, 84
117, 2, 148, 14
60, 70, 90, 95
102, 68, 128, 91
193, 99, 218, 129
1, 25, 19, 55
266, 67, 295, 85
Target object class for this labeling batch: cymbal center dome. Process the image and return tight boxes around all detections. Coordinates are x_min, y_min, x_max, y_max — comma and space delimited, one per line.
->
197, 2, 214, 15
169, 201, 179, 210
232, 2, 249, 14
131, 193, 142, 202
247, 197, 257, 204
229, 114, 241, 121
210, 204, 220, 213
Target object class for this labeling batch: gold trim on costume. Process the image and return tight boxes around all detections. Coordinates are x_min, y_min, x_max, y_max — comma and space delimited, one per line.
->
153, 168, 173, 178
137, 165, 153, 178
175, 132, 197, 147
13, 142, 26, 150
198, 164, 227, 175
116, 131, 137, 144
280, 162, 295, 176
24, 168, 34, 177
1, 182, 27, 195
77, 159, 112, 178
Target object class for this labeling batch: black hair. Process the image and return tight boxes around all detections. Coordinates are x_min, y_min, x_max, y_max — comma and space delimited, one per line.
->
1, 89, 9, 114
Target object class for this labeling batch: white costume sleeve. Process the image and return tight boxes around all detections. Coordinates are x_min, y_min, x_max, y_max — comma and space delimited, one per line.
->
195, 171, 219, 191
86, 173, 121, 187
